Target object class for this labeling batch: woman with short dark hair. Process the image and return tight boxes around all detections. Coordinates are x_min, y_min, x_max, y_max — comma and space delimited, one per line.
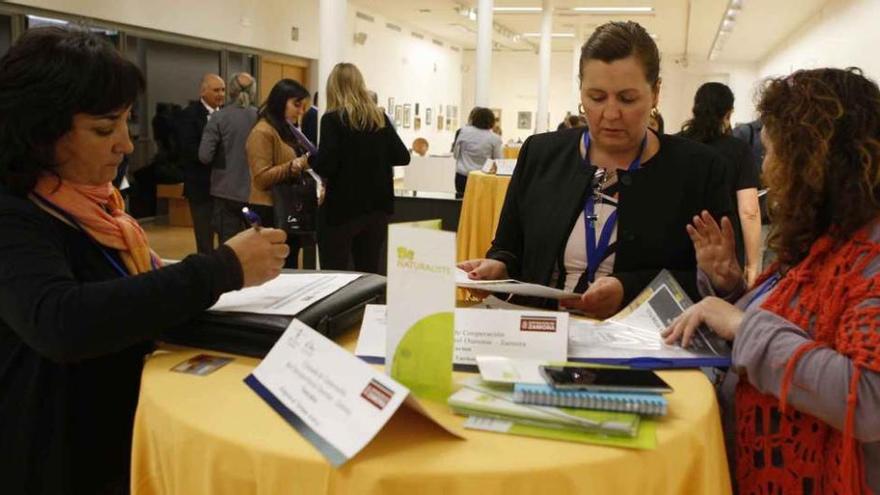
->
0, 27, 288, 493
680, 82, 762, 285
459, 21, 731, 316
664, 67, 880, 494
452, 106, 503, 197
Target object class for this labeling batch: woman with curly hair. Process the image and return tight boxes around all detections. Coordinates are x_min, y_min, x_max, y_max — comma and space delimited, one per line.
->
663, 67, 880, 493
679, 82, 762, 285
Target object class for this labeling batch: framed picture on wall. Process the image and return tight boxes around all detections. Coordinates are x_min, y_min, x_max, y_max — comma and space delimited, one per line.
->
446, 117, 452, 129
415, 103, 420, 116
517, 111, 532, 129
403, 103, 412, 128
437, 115, 444, 130
394, 105, 403, 127
446, 105, 453, 119
388, 97, 395, 113
414, 116, 421, 131
426, 107, 433, 125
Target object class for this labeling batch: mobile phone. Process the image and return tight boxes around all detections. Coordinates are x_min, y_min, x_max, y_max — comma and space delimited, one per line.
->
539, 365, 673, 394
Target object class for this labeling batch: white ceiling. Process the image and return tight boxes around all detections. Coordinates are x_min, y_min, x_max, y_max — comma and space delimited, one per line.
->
349, 0, 830, 63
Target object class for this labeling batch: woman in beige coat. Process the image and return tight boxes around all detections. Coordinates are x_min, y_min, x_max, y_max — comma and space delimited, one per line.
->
246, 78, 312, 267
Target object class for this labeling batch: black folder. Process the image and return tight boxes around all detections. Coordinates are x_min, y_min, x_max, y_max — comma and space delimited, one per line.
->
163, 270, 386, 357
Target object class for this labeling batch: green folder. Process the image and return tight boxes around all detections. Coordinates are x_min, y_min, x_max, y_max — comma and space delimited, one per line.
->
449, 386, 641, 438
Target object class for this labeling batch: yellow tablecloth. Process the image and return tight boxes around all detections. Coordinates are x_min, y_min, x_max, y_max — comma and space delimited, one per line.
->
456, 171, 512, 262
503, 146, 521, 159
131, 329, 732, 495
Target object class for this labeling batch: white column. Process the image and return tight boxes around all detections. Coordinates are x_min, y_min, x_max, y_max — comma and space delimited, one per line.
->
535, 0, 553, 132
475, 0, 494, 107
319, 0, 347, 108
571, 25, 584, 113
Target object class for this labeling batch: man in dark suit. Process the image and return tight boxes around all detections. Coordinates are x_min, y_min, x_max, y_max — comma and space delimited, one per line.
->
177, 73, 225, 254
301, 91, 318, 145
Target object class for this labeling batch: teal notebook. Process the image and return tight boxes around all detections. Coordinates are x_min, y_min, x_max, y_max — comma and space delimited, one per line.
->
513, 383, 668, 416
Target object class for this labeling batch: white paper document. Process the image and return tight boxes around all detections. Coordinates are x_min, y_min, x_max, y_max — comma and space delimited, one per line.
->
356, 305, 569, 367
209, 273, 361, 315
455, 268, 581, 300
567, 270, 730, 366
245, 319, 458, 467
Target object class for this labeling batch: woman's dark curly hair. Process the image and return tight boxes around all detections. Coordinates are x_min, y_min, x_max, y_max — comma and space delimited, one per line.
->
0, 27, 145, 195
760, 67, 880, 268
680, 82, 734, 143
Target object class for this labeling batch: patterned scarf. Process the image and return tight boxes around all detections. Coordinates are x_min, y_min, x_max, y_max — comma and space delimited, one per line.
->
737, 228, 880, 494
33, 175, 160, 275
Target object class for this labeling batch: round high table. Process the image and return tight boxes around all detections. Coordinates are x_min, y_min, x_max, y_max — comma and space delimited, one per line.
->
131, 328, 732, 495
456, 171, 512, 262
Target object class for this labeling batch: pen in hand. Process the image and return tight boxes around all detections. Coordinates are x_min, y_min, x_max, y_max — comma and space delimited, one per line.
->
241, 206, 262, 231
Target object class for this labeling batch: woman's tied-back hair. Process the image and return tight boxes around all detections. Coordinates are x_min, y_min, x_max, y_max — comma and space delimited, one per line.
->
325, 63, 385, 131
680, 82, 734, 143
0, 27, 145, 195
759, 67, 880, 267
228, 72, 256, 108
579, 21, 660, 88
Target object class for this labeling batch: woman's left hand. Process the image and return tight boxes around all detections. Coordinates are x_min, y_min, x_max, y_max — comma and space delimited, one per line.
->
560, 276, 624, 319
660, 296, 744, 347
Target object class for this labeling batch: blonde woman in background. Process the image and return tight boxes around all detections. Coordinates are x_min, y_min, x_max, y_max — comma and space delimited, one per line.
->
314, 63, 410, 273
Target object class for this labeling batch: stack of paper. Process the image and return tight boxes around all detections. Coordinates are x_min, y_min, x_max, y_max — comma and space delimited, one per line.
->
448, 377, 656, 450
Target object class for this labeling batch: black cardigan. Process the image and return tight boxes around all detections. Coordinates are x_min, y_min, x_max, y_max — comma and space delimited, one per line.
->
314, 111, 410, 226
0, 188, 242, 494
488, 128, 732, 307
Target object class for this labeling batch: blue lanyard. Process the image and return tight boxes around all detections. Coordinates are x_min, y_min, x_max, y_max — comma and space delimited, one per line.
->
582, 131, 646, 284
745, 272, 781, 309
31, 192, 153, 278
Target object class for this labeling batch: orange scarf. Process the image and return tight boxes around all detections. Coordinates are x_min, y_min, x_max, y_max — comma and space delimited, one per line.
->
737, 228, 880, 494
33, 176, 160, 275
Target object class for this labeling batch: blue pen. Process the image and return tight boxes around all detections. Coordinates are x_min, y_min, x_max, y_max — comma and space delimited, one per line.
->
241, 206, 262, 231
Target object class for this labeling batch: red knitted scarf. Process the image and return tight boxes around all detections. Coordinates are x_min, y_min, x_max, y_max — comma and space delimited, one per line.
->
736, 228, 880, 494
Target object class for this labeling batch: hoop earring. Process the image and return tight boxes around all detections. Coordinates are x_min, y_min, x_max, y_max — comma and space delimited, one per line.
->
578, 103, 586, 116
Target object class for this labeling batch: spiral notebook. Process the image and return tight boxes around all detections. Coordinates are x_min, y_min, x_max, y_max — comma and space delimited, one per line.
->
513, 384, 668, 416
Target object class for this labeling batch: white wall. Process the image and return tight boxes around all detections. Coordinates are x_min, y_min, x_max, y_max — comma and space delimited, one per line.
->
8, 0, 319, 58
660, 59, 759, 132
759, 0, 880, 81
343, 9, 464, 154
462, 48, 760, 142
462, 50, 576, 143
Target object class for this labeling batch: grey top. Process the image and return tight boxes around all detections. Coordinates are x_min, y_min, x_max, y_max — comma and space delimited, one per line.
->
700, 224, 880, 492
199, 105, 259, 203
452, 125, 503, 176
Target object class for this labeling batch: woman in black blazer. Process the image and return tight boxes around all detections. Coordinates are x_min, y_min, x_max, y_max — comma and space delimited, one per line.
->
460, 21, 732, 317
314, 63, 410, 273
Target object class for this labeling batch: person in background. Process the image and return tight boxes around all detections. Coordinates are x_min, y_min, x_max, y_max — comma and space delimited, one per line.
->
679, 82, 762, 285
246, 78, 313, 268
314, 62, 410, 273
178, 73, 225, 254
663, 67, 880, 495
0, 27, 288, 494
199, 72, 259, 243
459, 21, 731, 316
412, 137, 429, 156
647, 108, 664, 134
301, 91, 318, 145
453, 107, 503, 197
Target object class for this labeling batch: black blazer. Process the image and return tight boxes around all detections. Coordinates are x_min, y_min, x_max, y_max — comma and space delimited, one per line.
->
488, 128, 732, 306
0, 187, 241, 493
315, 111, 410, 226
177, 100, 211, 200
301, 106, 318, 145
